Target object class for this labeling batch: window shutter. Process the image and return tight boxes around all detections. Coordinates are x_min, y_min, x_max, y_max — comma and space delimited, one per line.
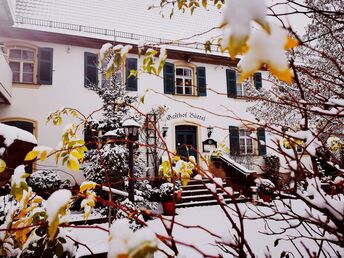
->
254, 72, 262, 90
38, 48, 53, 85
197, 66, 206, 96
229, 126, 240, 155
163, 62, 175, 94
226, 69, 237, 98
257, 127, 267, 155
126, 58, 138, 91
84, 52, 98, 87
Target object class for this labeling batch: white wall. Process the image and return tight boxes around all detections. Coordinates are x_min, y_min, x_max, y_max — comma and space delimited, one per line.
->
0, 37, 305, 182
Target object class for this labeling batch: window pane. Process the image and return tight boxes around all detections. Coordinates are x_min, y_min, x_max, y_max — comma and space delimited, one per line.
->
176, 78, 183, 86
23, 73, 34, 83
239, 129, 245, 136
9, 49, 21, 59
176, 86, 183, 94
86, 67, 97, 84
176, 68, 183, 76
185, 79, 192, 86
184, 69, 192, 77
23, 63, 34, 73
87, 55, 97, 66
185, 86, 192, 95
23, 50, 34, 60
9, 62, 20, 72
23, 73, 33, 82
12, 72, 20, 82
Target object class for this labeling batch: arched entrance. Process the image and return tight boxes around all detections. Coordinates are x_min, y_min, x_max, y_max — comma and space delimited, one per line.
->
175, 125, 198, 163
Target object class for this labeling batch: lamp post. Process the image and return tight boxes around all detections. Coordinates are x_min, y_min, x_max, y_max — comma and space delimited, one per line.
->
123, 119, 140, 203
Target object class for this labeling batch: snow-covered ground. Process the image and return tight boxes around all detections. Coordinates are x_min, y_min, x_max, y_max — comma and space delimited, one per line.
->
67, 201, 343, 257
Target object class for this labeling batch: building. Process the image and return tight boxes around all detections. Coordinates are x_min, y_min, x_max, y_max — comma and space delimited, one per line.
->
0, 0, 282, 183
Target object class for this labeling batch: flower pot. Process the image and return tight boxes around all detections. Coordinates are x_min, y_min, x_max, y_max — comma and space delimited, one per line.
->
162, 201, 176, 216
261, 194, 272, 202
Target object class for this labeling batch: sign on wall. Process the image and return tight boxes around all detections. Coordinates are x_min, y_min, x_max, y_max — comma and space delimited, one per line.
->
166, 112, 206, 122
202, 139, 217, 152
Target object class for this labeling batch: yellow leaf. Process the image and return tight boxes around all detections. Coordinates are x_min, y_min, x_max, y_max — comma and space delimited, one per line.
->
40, 150, 47, 161
202, 0, 207, 8
269, 66, 293, 84
80, 181, 98, 192
285, 36, 299, 50
67, 158, 79, 171
24, 150, 39, 161
48, 215, 60, 240
0, 159, 6, 173
71, 150, 83, 160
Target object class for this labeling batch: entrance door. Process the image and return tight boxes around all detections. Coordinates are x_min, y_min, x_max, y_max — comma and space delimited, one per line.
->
175, 125, 198, 162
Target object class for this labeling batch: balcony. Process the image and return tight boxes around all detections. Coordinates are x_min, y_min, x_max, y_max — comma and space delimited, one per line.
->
0, 51, 12, 104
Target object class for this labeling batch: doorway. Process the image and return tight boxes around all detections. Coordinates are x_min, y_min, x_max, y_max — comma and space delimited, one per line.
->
175, 125, 198, 163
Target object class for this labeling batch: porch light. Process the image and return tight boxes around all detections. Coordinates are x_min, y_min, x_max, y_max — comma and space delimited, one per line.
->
207, 126, 214, 138
162, 125, 168, 138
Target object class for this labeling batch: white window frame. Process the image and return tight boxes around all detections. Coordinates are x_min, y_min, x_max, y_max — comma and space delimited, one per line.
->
175, 66, 194, 95
8, 47, 36, 84
239, 129, 254, 155
236, 73, 245, 97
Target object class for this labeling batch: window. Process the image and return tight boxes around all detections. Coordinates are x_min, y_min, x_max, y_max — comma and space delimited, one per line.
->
163, 63, 206, 96
176, 67, 193, 95
98, 57, 136, 90
239, 129, 254, 154
84, 52, 98, 87
100, 65, 122, 88
227, 69, 262, 98
229, 126, 266, 156
236, 73, 245, 97
7, 45, 53, 85
9, 48, 35, 83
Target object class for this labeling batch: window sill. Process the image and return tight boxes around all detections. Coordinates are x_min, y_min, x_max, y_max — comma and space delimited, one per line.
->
13, 82, 41, 88
174, 93, 199, 97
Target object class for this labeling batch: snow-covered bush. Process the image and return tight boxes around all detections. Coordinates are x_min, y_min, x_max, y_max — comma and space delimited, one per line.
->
26, 170, 71, 196
159, 182, 180, 202
83, 144, 128, 185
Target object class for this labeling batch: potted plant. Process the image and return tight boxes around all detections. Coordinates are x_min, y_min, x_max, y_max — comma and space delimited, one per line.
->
255, 178, 275, 202
160, 182, 180, 215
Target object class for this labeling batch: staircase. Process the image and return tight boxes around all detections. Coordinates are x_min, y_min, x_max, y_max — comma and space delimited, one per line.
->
176, 178, 249, 208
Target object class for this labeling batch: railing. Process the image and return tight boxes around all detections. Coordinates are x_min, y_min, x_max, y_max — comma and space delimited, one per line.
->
15, 16, 218, 52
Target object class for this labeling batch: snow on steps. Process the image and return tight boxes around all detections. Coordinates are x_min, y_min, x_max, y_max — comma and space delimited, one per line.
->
177, 178, 248, 208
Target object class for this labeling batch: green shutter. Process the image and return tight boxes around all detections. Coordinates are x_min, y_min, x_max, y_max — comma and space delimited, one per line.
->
163, 62, 175, 94
197, 66, 207, 96
254, 72, 262, 90
229, 126, 240, 155
226, 69, 237, 98
38, 48, 53, 85
84, 52, 98, 87
257, 127, 267, 155
126, 58, 138, 91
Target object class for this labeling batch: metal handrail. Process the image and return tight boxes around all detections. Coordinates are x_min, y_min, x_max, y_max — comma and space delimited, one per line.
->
15, 16, 217, 52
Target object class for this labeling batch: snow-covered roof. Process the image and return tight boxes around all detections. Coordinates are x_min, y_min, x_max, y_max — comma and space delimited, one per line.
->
14, 0, 223, 52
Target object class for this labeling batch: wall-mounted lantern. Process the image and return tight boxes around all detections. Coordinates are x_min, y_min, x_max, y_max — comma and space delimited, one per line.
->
207, 126, 214, 138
